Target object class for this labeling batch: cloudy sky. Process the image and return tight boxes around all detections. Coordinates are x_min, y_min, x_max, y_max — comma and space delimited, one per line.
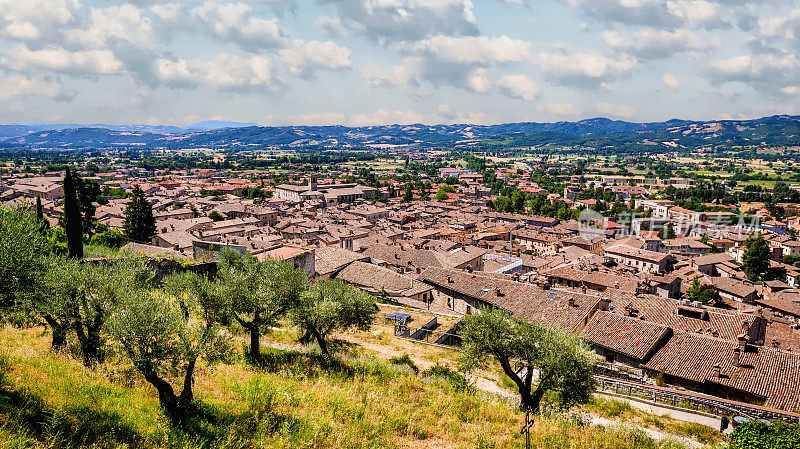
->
0, 0, 798, 126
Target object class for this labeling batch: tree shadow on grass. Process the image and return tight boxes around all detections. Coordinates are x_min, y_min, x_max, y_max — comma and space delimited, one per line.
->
0, 370, 144, 448
251, 347, 355, 379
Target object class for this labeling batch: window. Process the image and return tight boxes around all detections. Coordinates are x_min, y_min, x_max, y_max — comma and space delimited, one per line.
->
447, 298, 452, 308
466, 305, 472, 315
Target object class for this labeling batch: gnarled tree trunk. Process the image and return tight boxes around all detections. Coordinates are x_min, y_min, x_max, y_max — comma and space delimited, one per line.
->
43, 314, 69, 351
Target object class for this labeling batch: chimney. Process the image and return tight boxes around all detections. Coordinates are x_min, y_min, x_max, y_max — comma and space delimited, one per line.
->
447, 275, 452, 283
733, 348, 741, 367
599, 296, 610, 311
738, 333, 748, 352
581, 284, 587, 294
568, 297, 575, 307
614, 281, 619, 289
624, 303, 634, 317
173, 244, 179, 251
712, 363, 721, 377
742, 319, 750, 333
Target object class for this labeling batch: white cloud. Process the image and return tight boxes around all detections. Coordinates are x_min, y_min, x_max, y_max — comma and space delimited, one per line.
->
362, 57, 421, 88
366, 35, 531, 94
348, 107, 485, 126
548, 103, 576, 115
279, 40, 352, 78
324, 0, 478, 42
662, 73, 680, 88
602, 28, 719, 59
497, 74, 539, 100
284, 112, 347, 125
707, 52, 799, 96
535, 48, 637, 88
5, 45, 123, 75
564, 0, 680, 27
315, 16, 348, 38
397, 35, 531, 65
152, 54, 280, 91
0, 0, 80, 41
66, 5, 156, 50
0, 73, 74, 102
566, 0, 729, 28
665, 1, 718, 23
595, 101, 636, 118
150, 3, 182, 22
191, 2, 288, 49
467, 68, 490, 93
708, 53, 797, 78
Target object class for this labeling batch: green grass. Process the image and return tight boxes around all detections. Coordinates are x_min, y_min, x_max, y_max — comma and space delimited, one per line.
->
0, 326, 721, 449
739, 180, 777, 188
587, 397, 726, 446
82, 244, 121, 259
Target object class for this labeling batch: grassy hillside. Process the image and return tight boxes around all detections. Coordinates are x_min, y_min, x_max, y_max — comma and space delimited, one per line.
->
0, 326, 721, 449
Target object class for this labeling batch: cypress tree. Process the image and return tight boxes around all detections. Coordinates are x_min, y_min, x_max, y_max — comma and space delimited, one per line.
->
35, 193, 43, 222
63, 167, 84, 258
35, 193, 49, 232
124, 185, 156, 243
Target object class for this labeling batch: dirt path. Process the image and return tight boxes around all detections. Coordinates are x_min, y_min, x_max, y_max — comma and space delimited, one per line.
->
259, 333, 718, 448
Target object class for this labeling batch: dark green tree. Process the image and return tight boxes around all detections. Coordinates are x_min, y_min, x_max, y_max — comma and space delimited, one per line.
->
742, 232, 771, 281
110, 270, 231, 425
42, 258, 152, 366
687, 276, 719, 304
218, 250, 307, 360
658, 223, 676, 239
459, 308, 596, 412
290, 279, 376, 356
730, 419, 800, 449
0, 206, 51, 317
62, 167, 84, 259
123, 185, 156, 243
90, 228, 127, 248
35, 193, 49, 232
76, 175, 101, 235
403, 185, 413, 202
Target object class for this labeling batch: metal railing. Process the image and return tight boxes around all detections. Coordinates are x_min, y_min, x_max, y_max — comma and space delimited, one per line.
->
595, 376, 800, 423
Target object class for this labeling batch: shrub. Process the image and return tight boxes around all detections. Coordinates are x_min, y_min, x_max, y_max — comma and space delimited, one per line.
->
422, 364, 473, 393
730, 419, 800, 449
388, 354, 419, 375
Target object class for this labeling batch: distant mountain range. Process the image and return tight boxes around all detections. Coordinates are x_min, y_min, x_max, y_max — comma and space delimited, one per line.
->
1, 115, 798, 151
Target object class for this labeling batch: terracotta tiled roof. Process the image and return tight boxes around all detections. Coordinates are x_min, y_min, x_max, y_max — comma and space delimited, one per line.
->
605, 244, 671, 264
418, 267, 599, 333
582, 311, 671, 361
337, 261, 431, 297
603, 289, 750, 341
314, 246, 367, 276
642, 331, 800, 412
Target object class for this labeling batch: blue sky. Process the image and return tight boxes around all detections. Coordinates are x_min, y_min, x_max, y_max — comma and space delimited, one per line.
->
0, 0, 798, 126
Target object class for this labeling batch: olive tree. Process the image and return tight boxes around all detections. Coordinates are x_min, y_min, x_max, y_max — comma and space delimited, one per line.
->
218, 250, 308, 360
290, 279, 376, 356
0, 206, 51, 319
459, 308, 596, 412
41, 258, 152, 366
110, 271, 231, 425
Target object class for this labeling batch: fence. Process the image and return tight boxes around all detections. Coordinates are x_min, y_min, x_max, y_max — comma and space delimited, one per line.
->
372, 310, 461, 346
595, 376, 800, 423
371, 309, 800, 422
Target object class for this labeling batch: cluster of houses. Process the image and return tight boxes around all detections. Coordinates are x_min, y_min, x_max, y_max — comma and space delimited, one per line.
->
4, 168, 800, 415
